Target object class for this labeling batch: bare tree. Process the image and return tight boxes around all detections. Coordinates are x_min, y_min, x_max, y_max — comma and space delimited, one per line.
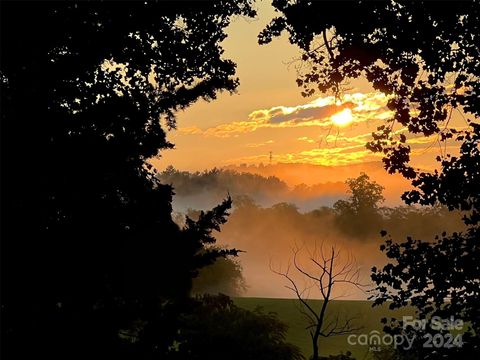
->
271, 242, 365, 360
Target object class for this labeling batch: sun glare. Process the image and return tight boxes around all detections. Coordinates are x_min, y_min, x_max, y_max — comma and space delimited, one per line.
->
331, 108, 353, 126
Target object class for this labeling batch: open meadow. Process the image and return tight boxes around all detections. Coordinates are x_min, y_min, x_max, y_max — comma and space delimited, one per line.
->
234, 298, 414, 359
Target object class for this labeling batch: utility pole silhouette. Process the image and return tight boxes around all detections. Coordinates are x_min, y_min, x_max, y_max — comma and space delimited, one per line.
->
269, 151, 273, 164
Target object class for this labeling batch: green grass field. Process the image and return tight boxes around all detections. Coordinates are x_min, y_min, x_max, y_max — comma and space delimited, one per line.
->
234, 297, 414, 359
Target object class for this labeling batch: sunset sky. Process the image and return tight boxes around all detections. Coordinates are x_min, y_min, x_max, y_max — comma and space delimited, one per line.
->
153, 0, 465, 174
149, 1, 470, 300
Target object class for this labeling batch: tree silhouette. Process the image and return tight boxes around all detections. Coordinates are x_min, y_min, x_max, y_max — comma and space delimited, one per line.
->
260, 0, 478, 185
333, 173, 385, 238
1, 1, 255, 359
192, 249, 247, 297
271, 243, 364, 360
261, 0, 479, 357
339, 173, 385, 214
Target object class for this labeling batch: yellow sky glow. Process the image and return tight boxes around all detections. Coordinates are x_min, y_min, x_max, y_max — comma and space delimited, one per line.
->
153, 1, 465, 173
331, 108, 353, 126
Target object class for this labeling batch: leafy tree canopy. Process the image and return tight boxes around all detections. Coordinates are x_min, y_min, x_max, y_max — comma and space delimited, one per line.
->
334, 173, 385, 214
260, 1, 480, 357
260, 0, 479, 224
333, 173, 385, 238
1, 1, 255, 359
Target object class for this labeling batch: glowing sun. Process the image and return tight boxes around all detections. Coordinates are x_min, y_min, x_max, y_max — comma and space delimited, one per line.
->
331, 108, 353, 126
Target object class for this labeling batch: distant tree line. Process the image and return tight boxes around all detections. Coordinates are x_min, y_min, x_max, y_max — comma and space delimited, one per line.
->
171, 172, 465, 243
160, 165, 290, 197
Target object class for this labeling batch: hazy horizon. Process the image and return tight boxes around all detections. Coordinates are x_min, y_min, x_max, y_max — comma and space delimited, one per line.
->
161, 165, 465, 300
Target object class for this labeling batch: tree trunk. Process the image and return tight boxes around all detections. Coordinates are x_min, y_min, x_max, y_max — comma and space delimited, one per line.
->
312, 332, 320, 360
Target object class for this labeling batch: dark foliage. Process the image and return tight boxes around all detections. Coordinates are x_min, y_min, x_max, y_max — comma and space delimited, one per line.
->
371, 227, 480, 357
171, 294, 304, 360
1, 1, 255, 359
260, 0, 478, 186
261, 1, 479, 358
192, 249, 247, 297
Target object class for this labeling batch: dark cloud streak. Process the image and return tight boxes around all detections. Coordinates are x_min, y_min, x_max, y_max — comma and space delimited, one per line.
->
269, 102, 355, 124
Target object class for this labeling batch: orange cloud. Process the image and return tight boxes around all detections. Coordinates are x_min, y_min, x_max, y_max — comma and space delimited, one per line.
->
178, 92, 392, 138
297, 136, 316, 144
228, 145, 382, 167
245, 140, 275, 148
178, 126, 203, 135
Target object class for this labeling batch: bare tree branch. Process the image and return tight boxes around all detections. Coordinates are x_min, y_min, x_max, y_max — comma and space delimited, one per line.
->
271, 241, 365, 360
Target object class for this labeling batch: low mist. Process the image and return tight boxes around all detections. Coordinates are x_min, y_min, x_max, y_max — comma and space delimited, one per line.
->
160, 165, 465, 300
